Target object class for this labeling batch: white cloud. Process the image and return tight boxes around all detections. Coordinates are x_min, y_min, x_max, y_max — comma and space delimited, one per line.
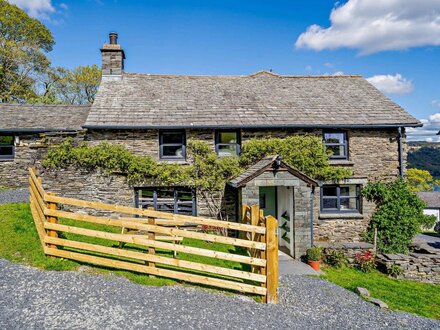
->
407, 112, 440, 142
332, 71, 345, 76
295, 0, 440, 55
8, 0, 60, 20
366, 74, 414, 94
432, 100, 440, 109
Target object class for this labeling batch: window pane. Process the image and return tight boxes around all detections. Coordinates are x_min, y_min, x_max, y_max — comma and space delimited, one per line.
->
0, 136, 13, 145
327, 145, 345, 158
162, 132, 183, 144
340, 185, 357, 196
323, 186, 337, 197
218, 144, 237, 156
340, 197, 358, 210
162, 145, 184, 157
322, 198, 337, 209
0, 146, 13, 156
324, 133, 345, 144
219, 132, 237, 144
137, 187, 195, 215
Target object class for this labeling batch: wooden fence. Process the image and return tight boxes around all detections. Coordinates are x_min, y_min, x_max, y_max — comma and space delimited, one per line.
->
28, 168, 279, 303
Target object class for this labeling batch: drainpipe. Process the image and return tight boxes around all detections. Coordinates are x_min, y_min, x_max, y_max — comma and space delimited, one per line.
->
397, 127, 404, 178
310, 186, 315, 247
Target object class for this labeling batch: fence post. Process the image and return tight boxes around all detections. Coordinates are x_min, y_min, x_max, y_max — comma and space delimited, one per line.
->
147, 207, 156, 271
260, 213, 267, 303
46, 192, 58, 249
266, 215, 279, 304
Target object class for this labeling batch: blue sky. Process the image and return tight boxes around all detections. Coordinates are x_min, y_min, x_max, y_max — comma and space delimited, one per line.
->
10, 0, 440, 141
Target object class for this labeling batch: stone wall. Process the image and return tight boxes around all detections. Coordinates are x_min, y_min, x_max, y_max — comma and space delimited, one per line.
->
1, 127, 404, 245
313, 128, 401, 243
317, 241, 375, 264
0, 132, 83, 189
377, 252, 440, 284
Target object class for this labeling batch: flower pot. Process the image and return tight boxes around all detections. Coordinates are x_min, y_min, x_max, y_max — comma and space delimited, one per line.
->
307, 260, 321, 271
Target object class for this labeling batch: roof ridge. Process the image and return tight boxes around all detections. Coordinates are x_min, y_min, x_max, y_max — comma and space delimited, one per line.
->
122, 72, 363, 79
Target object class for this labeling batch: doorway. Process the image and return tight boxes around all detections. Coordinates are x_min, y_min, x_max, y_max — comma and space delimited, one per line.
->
259, 186, 294, 257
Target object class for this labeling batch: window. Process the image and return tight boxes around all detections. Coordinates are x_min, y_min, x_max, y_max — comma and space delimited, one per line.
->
159, 130, 186, 160
323, 132, 348, 159
0, 136, 14, 160
215, 130, 240, 156
321, 185, 361, 213
135, 187, 196, 216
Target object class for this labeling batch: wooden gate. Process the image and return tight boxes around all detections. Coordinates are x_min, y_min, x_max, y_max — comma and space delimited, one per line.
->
28, 168, 278, 303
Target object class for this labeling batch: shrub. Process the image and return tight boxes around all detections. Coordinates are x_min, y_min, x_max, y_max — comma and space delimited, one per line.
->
387, 264, 403, 278
324, 249, 348, 268
354, 250, 375, 273
362, 179, 437, 254
306, 246, 322, 261
240, 135, 351, 181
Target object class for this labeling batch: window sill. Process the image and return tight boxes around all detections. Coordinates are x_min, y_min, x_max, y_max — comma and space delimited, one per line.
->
319, 212, 364, 220
0, 158, 15, 162
329, 159, 354, 166
158, 159, 189, 165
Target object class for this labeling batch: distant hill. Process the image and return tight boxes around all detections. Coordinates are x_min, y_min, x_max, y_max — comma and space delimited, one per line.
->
407, 145, 440, 179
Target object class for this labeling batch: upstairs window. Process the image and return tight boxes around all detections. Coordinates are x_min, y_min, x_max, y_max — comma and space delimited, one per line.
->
215, 130, 240, 157
0, 136, 14, 161
159, 130, 186, 160
321, 185, 361, 213
323, 132, 348, 159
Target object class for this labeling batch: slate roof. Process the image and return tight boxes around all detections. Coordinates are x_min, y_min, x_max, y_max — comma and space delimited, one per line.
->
84, 71, 421, 129
0, 104, 90, 132
417, 191, 440, 209
229, 155, 318, 188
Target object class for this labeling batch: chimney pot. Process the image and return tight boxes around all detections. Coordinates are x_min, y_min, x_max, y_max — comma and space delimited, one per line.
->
109, 32, 118, 45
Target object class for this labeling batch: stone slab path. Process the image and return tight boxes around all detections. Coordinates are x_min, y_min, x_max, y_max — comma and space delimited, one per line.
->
1, 259, 439, 330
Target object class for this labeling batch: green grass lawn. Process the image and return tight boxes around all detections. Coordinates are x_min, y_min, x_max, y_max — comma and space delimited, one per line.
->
0, 202, 255, 293
322, 266, 440, 320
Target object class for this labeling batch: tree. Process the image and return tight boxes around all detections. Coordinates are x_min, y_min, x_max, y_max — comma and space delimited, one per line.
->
0, 0, 54, 102
53, 65, 101, 105
406, 168, 439, 192
362, 180, 436, 253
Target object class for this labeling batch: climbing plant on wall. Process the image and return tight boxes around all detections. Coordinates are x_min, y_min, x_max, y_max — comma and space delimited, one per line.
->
43, 135, 351, 218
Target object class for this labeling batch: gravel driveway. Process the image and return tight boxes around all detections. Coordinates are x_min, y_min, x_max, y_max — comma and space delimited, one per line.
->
0, 260, 438, 329
0, 188, 29, 204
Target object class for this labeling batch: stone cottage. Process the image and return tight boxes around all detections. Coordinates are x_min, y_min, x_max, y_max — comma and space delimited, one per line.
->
0, 33, 422, 258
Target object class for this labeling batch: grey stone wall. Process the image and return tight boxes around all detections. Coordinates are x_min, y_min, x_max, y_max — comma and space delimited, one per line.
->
313, 128, 402, 243
0, 127, 404, 245
377, 252, 440, 284
0, 132, 83, 189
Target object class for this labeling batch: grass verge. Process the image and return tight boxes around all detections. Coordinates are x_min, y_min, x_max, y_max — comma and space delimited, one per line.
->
322, 266, 440, 320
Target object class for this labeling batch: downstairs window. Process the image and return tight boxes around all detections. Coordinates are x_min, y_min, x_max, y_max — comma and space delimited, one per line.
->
321, 185, 361, 213
0, 136, 14, 161
135, 187, 196, 216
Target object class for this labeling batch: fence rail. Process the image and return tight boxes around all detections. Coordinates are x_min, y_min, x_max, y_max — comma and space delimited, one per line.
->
28, 168, 279, 303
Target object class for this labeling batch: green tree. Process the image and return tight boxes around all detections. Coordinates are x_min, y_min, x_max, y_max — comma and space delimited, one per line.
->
406, 168, 439, 192
362, 180, 436, 253
0, 0, 54, 102
53, 65, 101, 105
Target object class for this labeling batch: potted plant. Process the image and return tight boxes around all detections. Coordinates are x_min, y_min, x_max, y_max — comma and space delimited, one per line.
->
306, 246, 322, 271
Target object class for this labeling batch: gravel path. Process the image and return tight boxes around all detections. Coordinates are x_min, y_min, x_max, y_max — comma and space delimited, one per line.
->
0, 260, 438, 329
0, 188, 29, 204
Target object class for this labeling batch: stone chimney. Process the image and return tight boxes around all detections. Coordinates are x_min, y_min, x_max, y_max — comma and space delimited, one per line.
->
101, 32, 125, 80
